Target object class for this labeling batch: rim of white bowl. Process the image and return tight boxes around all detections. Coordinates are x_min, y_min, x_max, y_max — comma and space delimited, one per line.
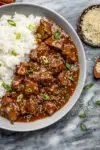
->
0, 3, 86, 132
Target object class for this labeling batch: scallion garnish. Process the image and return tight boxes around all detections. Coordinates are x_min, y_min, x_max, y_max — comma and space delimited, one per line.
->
37, 33, 42, 39
79, 113, 87, 118
28, 24, 35, 32
96, 100, 100, 105
26, 114, 32, 119
84, 83, 94, 90
0, 63, 2, 67
7, 19, 16, 26
16, 32, 21, 40
26, 68, 34, 75
11, 50, 18, 56
67, 76, 74, 81
54, 30, 61, 40
80, 122, 87, 131
42, 56, 49, 64
43, 94, 50, 100
17, 94, 24, 100
2, 82, 12, 92
66, 63, 72, 71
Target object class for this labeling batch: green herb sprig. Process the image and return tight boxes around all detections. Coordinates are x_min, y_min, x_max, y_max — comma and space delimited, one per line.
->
84, 83, 94, 90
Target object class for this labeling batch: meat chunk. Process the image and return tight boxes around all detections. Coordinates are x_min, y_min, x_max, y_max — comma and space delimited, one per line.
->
30, 43, 49, 62
30, 43, 65, 74
12, 76, 23, 88
40, 71, 55, 86
2, 103, 19, 123
48, 52, 65, 74
29, 71, 55, 86
27, 97, 38, 115
45, 29, 67, 50
17, 99, 27, 115
43, 101, 57, 115
58, 71, 68, 86
16, 62, 28, 75
24, 77, 39, 95
12, 76, 25, 92
36, 19, 52, 42
28, 62, 40, 72
62, 40, 77, 63
2, 95, 13, 106
2, 92, 18, 106
46, 36, 64, 50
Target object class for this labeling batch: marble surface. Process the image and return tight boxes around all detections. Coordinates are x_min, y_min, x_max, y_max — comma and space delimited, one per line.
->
0, 0, 100, 150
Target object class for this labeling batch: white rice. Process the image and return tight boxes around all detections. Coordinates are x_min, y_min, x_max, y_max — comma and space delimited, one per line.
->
0, 13, 41, 97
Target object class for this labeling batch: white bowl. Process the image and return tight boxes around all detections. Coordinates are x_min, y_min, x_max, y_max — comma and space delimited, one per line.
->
0, 3, 86, 132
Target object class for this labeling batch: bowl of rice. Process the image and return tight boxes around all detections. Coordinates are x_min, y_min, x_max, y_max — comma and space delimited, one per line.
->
0, 3, 86, 131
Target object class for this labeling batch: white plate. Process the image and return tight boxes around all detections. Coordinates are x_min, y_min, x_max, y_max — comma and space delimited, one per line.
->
0, 3, 86, 132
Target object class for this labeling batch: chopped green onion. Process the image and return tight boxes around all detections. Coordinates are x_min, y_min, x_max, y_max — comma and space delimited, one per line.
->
28, 24, 35, 32
7, 19, 16, 26
79, 113, 87, 118
67, 76, 74, 81
2, 82, 12, 92
0, 63, 2, 67
96, 100, 100, 105
26, 68, 34, 75
42, 56, 49, 64
16, 32, 21, 40
43, 94, 50, 100
17, 94, 24, 100
80, 122, 87, 131
84, 83, 94, 90
66, 63, 72, 71
37, 33, 42, 39
26, 114, 32, 119
64, 94, 70, 100
25, 88, 32, 93
54, 30, 61, 40
11, 50, 18, 56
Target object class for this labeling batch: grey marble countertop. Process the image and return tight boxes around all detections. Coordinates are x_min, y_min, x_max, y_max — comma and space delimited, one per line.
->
0, 0, 100, 150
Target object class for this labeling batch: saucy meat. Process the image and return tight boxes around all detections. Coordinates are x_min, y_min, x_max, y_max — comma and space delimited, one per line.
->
0, 18, 79, 123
